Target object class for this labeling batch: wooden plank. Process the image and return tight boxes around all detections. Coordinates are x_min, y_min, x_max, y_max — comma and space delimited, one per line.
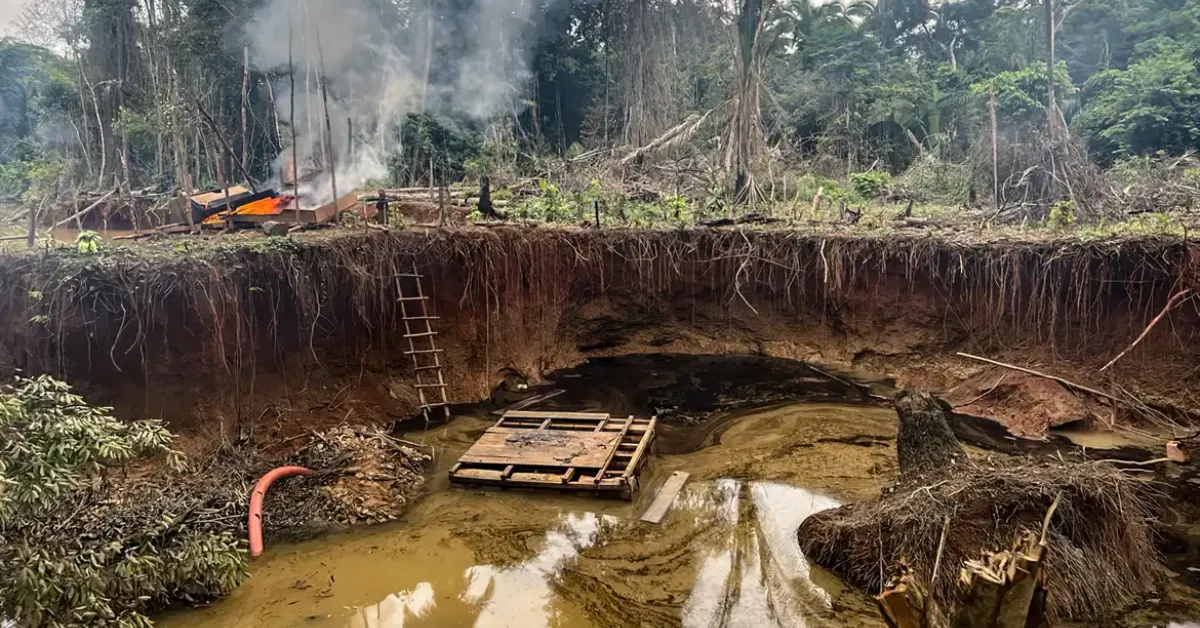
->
449, 471, 631, 493
593, 416, 634, 484
639, 471, 690, 524
623, 417, 657, 478
504, 410, 610, 420
458, 429, 621, 468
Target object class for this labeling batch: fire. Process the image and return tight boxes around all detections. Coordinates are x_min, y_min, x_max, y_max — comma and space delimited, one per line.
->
201, 194, 294, 225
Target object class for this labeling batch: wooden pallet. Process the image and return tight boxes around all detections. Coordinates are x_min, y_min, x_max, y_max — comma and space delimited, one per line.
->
398, 263, 450, 423
449, 411, 656, 500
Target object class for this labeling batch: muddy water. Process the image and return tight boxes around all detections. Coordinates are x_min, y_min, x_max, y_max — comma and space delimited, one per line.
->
159, 402, 897, 628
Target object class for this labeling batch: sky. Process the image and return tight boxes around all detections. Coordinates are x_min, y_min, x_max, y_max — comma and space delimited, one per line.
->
0, 0, 25, 35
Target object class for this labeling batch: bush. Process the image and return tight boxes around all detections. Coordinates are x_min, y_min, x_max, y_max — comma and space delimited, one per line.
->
0, 376, 248, 627
850, 171, 894, 200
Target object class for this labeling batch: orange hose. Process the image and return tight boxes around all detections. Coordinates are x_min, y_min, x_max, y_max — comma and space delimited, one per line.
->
248, 466, 312, 557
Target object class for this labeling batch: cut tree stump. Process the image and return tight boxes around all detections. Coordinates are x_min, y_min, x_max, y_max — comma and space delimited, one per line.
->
895, 390, 967, 477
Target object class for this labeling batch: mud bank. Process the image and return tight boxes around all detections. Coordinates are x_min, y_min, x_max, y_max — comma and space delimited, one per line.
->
0, 228, 1197, 435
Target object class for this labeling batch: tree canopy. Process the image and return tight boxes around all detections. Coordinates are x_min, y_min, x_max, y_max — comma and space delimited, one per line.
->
2, 0, 1199, 206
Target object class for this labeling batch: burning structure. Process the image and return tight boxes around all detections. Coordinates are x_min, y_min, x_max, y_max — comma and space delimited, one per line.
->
189, 183, 357, 230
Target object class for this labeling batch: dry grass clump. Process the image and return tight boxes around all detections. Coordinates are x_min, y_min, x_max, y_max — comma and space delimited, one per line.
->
798, 460, 1164, 622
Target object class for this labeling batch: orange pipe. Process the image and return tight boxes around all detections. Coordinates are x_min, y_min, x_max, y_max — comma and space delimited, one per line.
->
248, 466, 312, 557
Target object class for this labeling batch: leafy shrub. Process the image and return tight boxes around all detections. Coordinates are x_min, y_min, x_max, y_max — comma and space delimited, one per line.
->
793, 174, 847, 202
850, 171, 894, 200
1073, 45, 1200, 163
0, 376, 248, 627
1048, 199, 1076, 229
513, 180, 576, 223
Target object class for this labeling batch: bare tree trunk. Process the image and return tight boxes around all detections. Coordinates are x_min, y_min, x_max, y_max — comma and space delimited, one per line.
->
86, 76, 107, 190
289, 15, 300, 223
316, 26, 339, 223
1044, 0, 1056, 138
74, 57, 94, 181
241, 45, 250, 186
117, 15, 132, 192
1045, 0, 1059, 186
168, 65, 196, 232
990, 85, 1000, 208
266, 78, 281, 152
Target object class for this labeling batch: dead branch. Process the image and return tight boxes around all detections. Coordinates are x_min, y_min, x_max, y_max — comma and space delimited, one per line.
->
1100, 289, 1193, 372
956, 352, 1121, 405
52, 189, 117, 229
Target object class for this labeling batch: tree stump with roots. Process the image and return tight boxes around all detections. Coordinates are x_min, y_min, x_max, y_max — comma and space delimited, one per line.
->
895, 390, 967, 478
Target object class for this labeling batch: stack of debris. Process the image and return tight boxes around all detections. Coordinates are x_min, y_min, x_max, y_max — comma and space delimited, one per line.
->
286, 425, 432, 526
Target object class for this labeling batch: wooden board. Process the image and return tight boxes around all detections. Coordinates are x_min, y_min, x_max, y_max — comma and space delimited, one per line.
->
640, 471, 691, 524
459, 430, 621, 468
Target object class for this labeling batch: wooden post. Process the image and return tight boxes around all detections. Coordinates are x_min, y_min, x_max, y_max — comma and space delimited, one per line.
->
990, 85, 999, 208
195, 100, 256, 193
241, 45, 250, 186
315, 26, 339, 224
288, 14, 300, 223
217, 153, 232, 226
27, 199, 37, 247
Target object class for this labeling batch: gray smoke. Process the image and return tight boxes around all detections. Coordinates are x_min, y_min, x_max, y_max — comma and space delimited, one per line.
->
245, 0, 540, 204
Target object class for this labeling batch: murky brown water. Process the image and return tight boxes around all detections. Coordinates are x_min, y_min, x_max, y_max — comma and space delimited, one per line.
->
158, 402, 897, 628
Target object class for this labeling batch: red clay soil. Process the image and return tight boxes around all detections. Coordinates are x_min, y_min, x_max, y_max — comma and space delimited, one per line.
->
1, 228, 1196, 439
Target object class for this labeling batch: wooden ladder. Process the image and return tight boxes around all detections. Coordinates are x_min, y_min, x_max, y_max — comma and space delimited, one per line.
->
398, 263, 450, 424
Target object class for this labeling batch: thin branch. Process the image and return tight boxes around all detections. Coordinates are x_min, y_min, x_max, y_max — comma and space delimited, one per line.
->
1100, 290, 1193, 373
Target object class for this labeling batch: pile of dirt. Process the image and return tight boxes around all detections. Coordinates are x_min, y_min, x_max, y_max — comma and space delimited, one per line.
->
797, 460, 1165, 622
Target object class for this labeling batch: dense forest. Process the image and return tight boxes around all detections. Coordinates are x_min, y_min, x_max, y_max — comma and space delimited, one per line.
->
1, 0, 1199, 217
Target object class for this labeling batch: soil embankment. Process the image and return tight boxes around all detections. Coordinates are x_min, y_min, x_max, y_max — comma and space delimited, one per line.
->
0, 227, 1196, 438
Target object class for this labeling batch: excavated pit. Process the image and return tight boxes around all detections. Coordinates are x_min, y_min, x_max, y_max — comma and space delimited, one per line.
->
1, 227, 1199, 625
2, 228, 1197, 439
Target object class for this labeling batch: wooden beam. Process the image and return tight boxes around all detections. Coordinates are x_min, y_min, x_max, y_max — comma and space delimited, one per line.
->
640, 471, 690, 524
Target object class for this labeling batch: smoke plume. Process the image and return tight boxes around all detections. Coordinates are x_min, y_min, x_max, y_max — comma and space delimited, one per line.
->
245, 0, 541, 204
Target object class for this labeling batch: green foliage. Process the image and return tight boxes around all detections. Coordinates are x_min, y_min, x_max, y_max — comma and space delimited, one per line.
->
0, 376, 246, 627
1048, 200, 1077, 229
513, 180, 575, 223
0, 376, 176, 520
850, 171, 894, 200
794, 174, 846, 202
76, 230, 101, 255
971, 62, 1076, 123
1073, 45, 1200, 162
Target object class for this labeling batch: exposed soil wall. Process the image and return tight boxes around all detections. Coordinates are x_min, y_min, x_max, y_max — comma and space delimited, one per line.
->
0, 228, 1197, 436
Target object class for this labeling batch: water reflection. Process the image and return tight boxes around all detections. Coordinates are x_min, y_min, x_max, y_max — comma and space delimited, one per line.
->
348, 512, 616, 628
461, 512, 615, 628
344, 481, 838, 628
681, 481, 842, 628
347, 583, 435, 628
